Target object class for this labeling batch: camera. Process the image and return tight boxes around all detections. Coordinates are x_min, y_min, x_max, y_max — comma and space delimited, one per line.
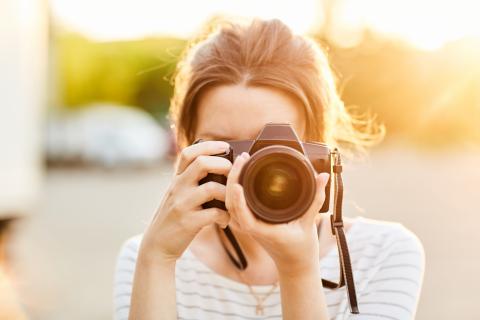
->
195, 124, 359, 314
197, 123, 333, 223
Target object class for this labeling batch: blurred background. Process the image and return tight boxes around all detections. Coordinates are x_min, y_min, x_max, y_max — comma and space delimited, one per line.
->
1, 0, 479, 319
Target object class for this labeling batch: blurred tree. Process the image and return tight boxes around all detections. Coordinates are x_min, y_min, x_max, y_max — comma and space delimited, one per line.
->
56, 32, 185, 123
54, 30, 480, 147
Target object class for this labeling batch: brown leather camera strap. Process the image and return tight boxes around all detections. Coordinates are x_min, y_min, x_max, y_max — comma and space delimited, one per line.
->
320, 148, 359, 314
220, 226, 248, 270
214, 147, 359, 314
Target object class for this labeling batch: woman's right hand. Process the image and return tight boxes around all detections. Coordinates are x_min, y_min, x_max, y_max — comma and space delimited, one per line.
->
139, 140, 232, 265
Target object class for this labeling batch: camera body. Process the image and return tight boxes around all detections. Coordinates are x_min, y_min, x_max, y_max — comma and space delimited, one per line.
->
198, 123, 332, 223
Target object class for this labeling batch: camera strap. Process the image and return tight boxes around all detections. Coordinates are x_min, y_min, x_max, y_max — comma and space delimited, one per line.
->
320, 148, 359, 314
216, 148, 359, 314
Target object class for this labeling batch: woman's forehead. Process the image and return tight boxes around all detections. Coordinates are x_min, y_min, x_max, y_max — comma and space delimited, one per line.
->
195, 84, 306, 141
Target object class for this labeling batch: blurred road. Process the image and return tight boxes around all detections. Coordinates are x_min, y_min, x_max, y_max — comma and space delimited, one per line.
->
11, 144, 480, 320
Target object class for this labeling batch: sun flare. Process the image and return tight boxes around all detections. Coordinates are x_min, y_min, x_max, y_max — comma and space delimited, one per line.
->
50, 0, 480, 51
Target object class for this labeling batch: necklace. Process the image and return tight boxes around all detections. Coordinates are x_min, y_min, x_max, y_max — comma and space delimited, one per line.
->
215, 226, 279, 315
234, 268, 278, 315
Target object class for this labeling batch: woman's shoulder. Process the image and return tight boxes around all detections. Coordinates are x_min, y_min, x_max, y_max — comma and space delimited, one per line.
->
345, 217, 425, 318
352, 215, 422, 241
115, 234, 195, 272
118, 234, 143, 255
349, 216, 425, 262
114, 234, 143, 278
114, 234, 143, 319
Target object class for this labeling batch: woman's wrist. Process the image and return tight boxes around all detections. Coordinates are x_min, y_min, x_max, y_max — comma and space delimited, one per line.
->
277, 258, 328, 320
137, 237, 178, 269
130, 239, 178, 320
276, 255, 321, 279
273, 232, 321, 277
274, 243, 321, 277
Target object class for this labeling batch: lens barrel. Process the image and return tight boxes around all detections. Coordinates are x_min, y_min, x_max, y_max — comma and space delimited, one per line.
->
239, 145, 317, 223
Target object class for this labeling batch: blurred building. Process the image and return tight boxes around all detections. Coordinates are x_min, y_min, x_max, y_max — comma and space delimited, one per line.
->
0, 0, 48, 317
0, 0, 47, 219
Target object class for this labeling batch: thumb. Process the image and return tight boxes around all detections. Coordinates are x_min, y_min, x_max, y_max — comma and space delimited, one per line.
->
302, 172, 330, 224
314, 172, 330, 209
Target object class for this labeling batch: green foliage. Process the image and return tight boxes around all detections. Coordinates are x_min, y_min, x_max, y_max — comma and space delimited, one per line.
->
56, 33, 186, 122
55, 31, 480, 146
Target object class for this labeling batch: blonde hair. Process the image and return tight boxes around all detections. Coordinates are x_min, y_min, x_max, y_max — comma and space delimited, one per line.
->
169, 17, 385, 156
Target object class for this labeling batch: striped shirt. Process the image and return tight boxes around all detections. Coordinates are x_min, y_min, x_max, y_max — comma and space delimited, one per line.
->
113, 216, 425, 320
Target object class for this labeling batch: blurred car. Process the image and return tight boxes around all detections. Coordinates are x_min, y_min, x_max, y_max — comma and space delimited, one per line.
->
45, 104, 170, 167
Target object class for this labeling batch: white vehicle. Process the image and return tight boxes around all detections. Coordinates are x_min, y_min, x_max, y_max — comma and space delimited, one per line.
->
46, 104, 170, 167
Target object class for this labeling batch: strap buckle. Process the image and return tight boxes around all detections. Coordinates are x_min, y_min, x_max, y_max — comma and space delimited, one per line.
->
330, 214, 344, 235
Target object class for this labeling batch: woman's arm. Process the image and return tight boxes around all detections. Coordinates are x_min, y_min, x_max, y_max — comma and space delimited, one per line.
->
114, 236, 178, 320
277, 259, 329, 320
123, 140, 232, 320
128, 245, 177, 320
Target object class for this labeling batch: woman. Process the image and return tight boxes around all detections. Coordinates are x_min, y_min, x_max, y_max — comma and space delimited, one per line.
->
114, 18, 425, 320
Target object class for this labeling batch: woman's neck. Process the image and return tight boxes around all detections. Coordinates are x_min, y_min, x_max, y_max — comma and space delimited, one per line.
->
189, 215, 353, 285
222, 227, 267, 261
190, 217, 330, 285
192, 224, 279, 284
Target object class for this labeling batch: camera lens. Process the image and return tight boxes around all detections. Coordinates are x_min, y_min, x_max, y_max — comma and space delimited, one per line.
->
239, 145, 316, 223
253, 161, 302, 210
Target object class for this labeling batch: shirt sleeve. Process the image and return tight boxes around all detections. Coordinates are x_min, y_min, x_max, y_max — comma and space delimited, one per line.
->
113, 236, 141, 320
347, 226, 425, 320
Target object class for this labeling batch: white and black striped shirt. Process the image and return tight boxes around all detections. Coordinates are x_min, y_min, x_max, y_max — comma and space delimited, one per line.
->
114, 216, 425, 319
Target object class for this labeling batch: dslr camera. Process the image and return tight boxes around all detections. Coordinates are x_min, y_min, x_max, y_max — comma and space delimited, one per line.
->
197, 123, 333, 223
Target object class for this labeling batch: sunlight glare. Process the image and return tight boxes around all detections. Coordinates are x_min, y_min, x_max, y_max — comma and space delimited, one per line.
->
50, 0, 480, 50
337, 0, 480, 50
49, 0, 319, 40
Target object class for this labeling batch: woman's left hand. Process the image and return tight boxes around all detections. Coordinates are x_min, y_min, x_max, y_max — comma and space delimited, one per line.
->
225, 152, 330, 276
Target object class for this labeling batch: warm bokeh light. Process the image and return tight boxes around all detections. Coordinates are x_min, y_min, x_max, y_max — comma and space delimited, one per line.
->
48, 0, 480, 147
333, 0, 480, 50
49, 0, 320, 40
50, 0, 480, 50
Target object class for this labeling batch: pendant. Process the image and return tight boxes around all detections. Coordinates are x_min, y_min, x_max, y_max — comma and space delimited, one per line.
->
256, 304, 264, 316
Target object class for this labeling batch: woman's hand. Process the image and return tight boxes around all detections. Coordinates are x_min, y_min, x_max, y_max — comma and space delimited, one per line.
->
225, 152, 330, 276
131, 141, 232, 320
140, 141, 232, 265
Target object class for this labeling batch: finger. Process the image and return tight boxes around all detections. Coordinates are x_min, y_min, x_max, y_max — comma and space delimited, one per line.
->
302, 172, 330, 224
181, 181, 226, 208
192, 207, 230, 229
226, 153, 259, 231
314, 214, 327, 235
314, 213, 322, 226
225, 153, 248, 213
180, 154, 232, 184
230, 183, 264, 232
227, 215, 242, 230
226, 152, 248, 187
176, 140, 230, 175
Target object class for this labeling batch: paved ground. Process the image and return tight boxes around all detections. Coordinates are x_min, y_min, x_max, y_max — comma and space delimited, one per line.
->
9, 143, 480, 320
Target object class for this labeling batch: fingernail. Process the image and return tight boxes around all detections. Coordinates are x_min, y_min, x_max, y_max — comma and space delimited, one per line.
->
319, 172, 330, 184
217, 141, 230, 150
241, 152, 250, 159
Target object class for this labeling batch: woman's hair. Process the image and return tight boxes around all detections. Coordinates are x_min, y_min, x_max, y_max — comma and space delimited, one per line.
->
169, 17, 385, 156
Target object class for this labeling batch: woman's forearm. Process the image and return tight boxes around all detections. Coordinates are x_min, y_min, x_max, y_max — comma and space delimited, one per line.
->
129, 247, 177, 320
278, 260, 329, 320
